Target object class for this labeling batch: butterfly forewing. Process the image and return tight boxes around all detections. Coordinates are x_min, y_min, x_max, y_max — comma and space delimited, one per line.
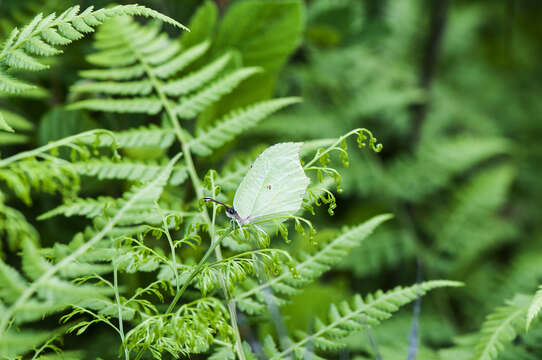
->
233, 142, 310, 223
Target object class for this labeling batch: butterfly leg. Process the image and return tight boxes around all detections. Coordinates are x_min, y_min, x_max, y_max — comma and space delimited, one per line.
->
253, 224, 267, 237
235, 220, 246, 241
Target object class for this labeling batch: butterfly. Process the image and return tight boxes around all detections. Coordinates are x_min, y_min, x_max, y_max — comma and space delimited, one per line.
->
205, 142, 310, 230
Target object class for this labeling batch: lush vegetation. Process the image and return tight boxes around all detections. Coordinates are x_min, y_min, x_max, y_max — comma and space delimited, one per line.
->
1, 0, 541, 359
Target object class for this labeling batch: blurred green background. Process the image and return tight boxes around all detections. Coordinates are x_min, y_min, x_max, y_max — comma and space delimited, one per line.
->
2, 0, 542, 358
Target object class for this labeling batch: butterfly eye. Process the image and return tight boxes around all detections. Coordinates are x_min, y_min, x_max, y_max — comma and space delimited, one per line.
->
227, 208, 235, 215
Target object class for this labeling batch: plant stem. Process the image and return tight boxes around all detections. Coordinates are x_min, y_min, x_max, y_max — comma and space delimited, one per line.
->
113, 260, 130, 360
137, 37, 247, 359
165, 226, 234, 314
216, 244, 247, 360
0, 155, 180, 337
0, 129, 108, 168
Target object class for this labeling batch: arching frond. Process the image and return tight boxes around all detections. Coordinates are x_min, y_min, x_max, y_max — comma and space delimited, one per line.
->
527, 286, 542, 330
474, 294, 531, 360
264, 280, 463, 359
73, 158, 187, 185
0, 5, 186, 99
81, 124, 174, 149
190, 97, 301, 156
234, 214, 393, 314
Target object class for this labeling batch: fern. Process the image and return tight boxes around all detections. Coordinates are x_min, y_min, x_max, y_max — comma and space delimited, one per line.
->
234, 214, 392, 314
72, 158, 188, 185
80, 124, 175, 149
263, 280, 462, 359
67, 16, 261, 120
474, 294, 531, 360
0, 4, 186, 134
527, 286, 542, 330
190, 97, 301, 156
0, 153, 181, 357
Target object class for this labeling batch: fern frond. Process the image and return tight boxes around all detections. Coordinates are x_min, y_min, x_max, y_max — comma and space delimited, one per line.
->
72, 158, 187, 185
81, 125, 174, 149
0, 108, 34, 132
474, 294, 530, 360
0, 68, 35, 93
0, 200, 39, 253
123, 297, 231, 358
174, 67, 262, 118
0, 153, 182, 338
0, 5, 186, 99
37, 196, 114, 220
386, 137, 509, 201
234, 214, 392, 314
152, 40, 210, 79
0, 329, 58, 359
67, 97, 163, 114
427, 164, 515, 269
71, 79, 153, 96
190, 97, 301, 156
197, 249, 292, 296
266, 280, 463, 359
80, 64, 145, 81
0, 111, 14, 132
0, 157, 79, 205
162, 52, 232, 96
527, 286, 542, 330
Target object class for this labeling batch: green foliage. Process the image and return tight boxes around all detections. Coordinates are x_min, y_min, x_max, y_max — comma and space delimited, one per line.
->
474, 295, 531, 360
1, 0, 538, 359
263, 281, 462, 359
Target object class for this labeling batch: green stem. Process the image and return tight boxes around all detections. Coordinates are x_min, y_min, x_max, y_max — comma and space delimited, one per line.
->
113, 260, 130, 360
0, 153, 181, 338
135, 37, 247, 359
215, 244, 247, 360
0, 129, 108, 168
166, 226, 234, 314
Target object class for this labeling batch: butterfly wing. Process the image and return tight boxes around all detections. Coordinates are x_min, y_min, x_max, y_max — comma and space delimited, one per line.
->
233, 142, 310, 223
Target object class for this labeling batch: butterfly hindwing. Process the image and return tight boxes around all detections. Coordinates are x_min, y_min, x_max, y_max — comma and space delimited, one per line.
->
233, 142, 310, 223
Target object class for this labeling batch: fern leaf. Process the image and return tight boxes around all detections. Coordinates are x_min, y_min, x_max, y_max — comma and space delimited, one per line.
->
71, 79, 153, 96
0, 329, 57, 359
527, 286, 542, 330
80, 125, 174, 149
474, 294, 530, 360
21, 239, 51, 280
190, 97, 301, 156
0, 108, 34, 132
0, 201, 39, 253
0, 261, 29, 303
152, 40, 210, 79
386, 137, 509, 201
23, 37, 62, 56
0, 69, 35, 93
143, 36, 181, 65
3, 49, 48, 71
79, 64, 145, 80
37, 196, 114, 220
234, 214, 393, 314
175, 67, 261, 118
72, 158, 187, 185
67, 97, 163, 114
269, 280, 463, 359
0, 4, 186, 97
161, 52, 232, 96
0, 112, 14, 132
0, 131, 30, 145
210, 346, 235, 360
0, 153, 182, 338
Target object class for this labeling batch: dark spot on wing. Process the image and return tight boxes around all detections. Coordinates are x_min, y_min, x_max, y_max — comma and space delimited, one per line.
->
266, 184, 272, 190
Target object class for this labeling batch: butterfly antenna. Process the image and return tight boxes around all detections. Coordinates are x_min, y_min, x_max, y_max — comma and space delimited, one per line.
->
203, 197, 229, 207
